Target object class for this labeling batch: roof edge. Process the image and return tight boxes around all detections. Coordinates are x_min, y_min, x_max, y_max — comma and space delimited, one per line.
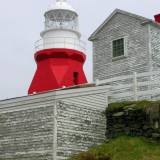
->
88, 9, 151, 41
142, 20, 160, 29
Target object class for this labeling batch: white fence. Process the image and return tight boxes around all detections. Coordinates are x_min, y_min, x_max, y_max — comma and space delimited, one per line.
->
96, 71, 160, 103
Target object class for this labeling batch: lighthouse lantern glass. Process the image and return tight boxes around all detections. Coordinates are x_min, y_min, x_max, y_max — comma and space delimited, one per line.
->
45, 10, 79, 31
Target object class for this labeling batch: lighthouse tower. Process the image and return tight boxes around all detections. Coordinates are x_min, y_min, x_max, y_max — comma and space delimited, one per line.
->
28, 0, 87, 94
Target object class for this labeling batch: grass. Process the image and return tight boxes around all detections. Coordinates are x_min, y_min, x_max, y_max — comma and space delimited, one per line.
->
69, 136, 160, 160
106, 100, 156, 113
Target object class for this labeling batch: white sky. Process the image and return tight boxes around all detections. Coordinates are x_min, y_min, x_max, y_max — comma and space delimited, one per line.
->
0, 0, 160, 100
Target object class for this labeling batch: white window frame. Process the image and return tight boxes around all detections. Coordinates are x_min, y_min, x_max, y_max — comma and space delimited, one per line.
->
111, 36, 128, 61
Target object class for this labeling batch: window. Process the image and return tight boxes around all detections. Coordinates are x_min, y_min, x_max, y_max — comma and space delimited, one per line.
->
73, 72, 78, 85
112, 38, 125, 58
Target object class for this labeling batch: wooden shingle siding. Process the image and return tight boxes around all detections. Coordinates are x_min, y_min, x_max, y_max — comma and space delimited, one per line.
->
150, 25, 160, 71
0, 86, 109, 160
92, 13, 150, 81
0, 105, 54, 160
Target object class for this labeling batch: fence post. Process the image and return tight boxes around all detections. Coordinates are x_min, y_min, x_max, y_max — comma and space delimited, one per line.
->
53, 101, 57, 160
133, 72, 138, 101
105, 93, 109, 107
96, 79, 100, 86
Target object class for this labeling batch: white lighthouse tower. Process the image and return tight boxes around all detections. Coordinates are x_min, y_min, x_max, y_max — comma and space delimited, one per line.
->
35, 0, 85, 52
28, 0, 87, 94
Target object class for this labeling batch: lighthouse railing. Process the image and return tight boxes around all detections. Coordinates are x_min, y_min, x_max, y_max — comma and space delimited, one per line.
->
35, 37, 86, 53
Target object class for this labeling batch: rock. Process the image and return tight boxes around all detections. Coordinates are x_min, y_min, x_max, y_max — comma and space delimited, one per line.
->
143, 125, 150, 130
106, 103, 160, 140
152, 133, 160, 138
113, 112, 124, 117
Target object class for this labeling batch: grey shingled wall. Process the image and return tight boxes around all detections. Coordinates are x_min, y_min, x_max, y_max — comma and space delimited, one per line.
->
92, 13, 150, 81
0, 105, 54, 160
150, 24, 160, 71
0, 86, 108, 160
57, 93, 107, 160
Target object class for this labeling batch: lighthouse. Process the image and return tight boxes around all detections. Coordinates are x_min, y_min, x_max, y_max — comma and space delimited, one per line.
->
28, 0, 87, 94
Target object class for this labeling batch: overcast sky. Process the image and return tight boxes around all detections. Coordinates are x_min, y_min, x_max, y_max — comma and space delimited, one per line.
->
0, 0, 160, 100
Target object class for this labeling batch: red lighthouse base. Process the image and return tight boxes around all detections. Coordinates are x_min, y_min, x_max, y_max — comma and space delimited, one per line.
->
28, 48, 87, 94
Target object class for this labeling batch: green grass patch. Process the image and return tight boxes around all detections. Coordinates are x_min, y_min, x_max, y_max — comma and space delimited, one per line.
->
69, 136, 160, 160
106, 100, 157, 113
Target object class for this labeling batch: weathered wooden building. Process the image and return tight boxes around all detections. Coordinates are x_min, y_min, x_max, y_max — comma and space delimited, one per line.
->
89, 9, 160, 81
0, 86, 109, 160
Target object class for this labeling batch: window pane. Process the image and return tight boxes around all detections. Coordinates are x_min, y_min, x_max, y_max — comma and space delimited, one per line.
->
112, 38, 124, 58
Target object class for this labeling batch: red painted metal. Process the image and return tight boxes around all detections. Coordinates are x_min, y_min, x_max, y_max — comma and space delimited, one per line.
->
154, 14, 160, 23
28, 48, 87, 94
